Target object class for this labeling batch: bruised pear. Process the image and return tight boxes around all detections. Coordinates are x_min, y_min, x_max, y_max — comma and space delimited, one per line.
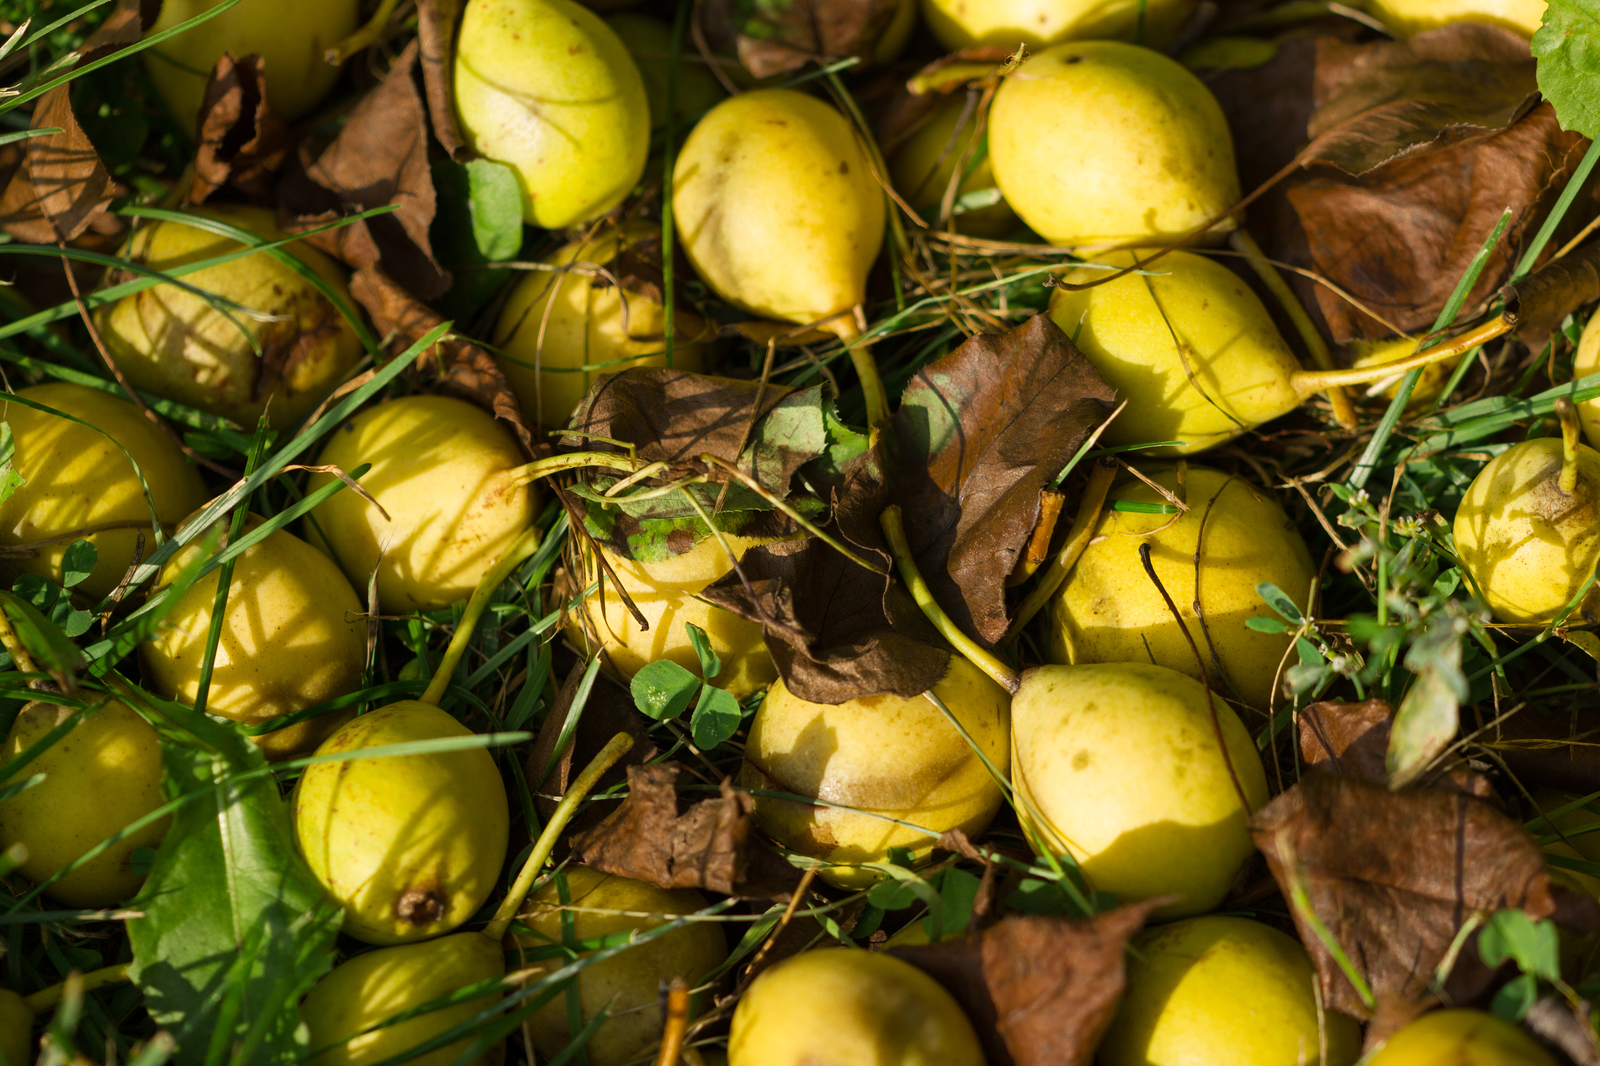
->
1363, 0, 1546, 37
455, 0, 650, 228
888, 93, 1019, 239
1100, 916, 1361, 1066
1012, 663, 1268, 916
492, 222, 709, 431
1366, 1009, 1558, 1066
729, 948, 984, 1066
0, 699, 168, 908
674, 89, 884, 338
990, 42, 1239, 248
97, 205, 363, 428
921, 0, 1198, 51
307, 395, 536, 614
606, 14, 726, 127
294, 701, 510, 945
141, 516, 366, 760
0, 383, 206, 598
738, 657, 1010, 889
1048, 466, 1315, 708
514, 866, 727, 1065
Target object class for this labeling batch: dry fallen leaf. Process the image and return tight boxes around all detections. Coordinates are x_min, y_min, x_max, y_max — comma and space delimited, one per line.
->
697, 0, 904, 79
1299, 698, 1492, 797
186, 52, 290, 205
525, 666, 656, 832
416, 0, 469, 158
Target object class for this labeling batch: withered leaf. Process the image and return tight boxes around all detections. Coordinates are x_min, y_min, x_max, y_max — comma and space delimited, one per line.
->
874, 47, 1016, 158
1299, 698, 1491, 797
186, 53, 290, 205
1504, 239, 1600, 352
570, 762, 802, 900
889, 902, 1164, 1066
416, 0, 468, 158
697, 0, 903, 79
563, 368, 792, 468
526, 665, 655, 834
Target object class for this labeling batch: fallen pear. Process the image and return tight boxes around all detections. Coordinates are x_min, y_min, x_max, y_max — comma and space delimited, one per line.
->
0, 383, 206, 599
1366, 1009, 1558, 1066
0, 989, 27, 1066
921, 0, 1198, 51
1362, 0, 1546, 38
888, 92, 1019, 239
606, 13, 726, 127
1573, 304, 1600, 449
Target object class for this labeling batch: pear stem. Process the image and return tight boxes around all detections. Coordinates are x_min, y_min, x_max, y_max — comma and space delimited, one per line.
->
1291, 315, 1512, 394
24, 963, 128, 1013
483, 731, 634, 943
1558, 397, 1582, 496
420, 525, 544, 707
1003, 459, 1118, 643
831, 311, 891, 443
504, 452, 641, 488
323, 0, 402, 64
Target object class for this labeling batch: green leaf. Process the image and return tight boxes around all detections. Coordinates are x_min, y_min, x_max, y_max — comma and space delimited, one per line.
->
466, 159, 524, 262
0, 422, 24, 507
1387, 607, 1470, 788
922, 867, 982, 941
1478, 908, 1562, 982
0, 588, 84, 686
1490, 972, 1539, 1021
1533, 0, 1600, 137
690, 685, 741, 749
60, 540, 96, 589
685, 623, 722, 680
1257, 582, 1305, 624
1245, 616, 1287, 634
630, 660, 700, 721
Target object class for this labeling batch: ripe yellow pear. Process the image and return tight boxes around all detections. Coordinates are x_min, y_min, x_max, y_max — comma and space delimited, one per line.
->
1573, 306, 1600, 449
1366, 1009, 1558, 1066
1100, 916, 1361, 1066
0, 699, 168, 908
1362, 0, 1546, 37
492, 222, 708, 432
514, 866, 727, 1065
96, 205, 363, 428
738, 657, 1010, 889
145, 0, 359, 126
0, 383, 206, 599
990, 41, 1239, 248
606, 14, 726, 127
294, 701, 510, 945
728, 948, 984, 1066
306, 395, 536, 614
921, 0, 1198, 51
455, 0, 650, 229
141, 516, 366, 760
0, 989, 29, 1066
888, 93, 1019, 239
1049, 466, 1315, 708
1046, 250, 1300, 453
673, 89, 884, 338
1011, 663, 1268, 916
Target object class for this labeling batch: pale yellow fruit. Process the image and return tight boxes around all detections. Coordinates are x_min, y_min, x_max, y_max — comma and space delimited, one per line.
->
1100, 915, 1362, 1066
301, 932, 504, 1066
1366, 1009, 1558, 1066
293, 701, 511, 945
0, 699, 168, 908
492, 222, 708, 431
141, 517, 365, 760
1048, 466, 1315, 708
1453, 437, 1600, 625
888, 93, 1018, 239
455, 0, 650, 229
514, 866, 726, 1066
990, 41, 1239, 248
1349, 335, 1456, 414
1012, 663, 1269, 916
307, 395, 536, 614
728, 948, 984, 1066
1575, 306, 1600, 450
673, 89, 885, 333
1047, 249, 1299, 453
606, 14, 726, 126
922, 0, 1197, 51
0, 383, 206, 599
1363, 0, 1546, 37
97, 205, 363, 428
145, 0, 358, 126
738, 657, 1010, 889
0, 989, 29, 1066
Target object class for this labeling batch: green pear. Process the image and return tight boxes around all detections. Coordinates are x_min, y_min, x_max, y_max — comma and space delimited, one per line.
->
921, 0, 1198, 51
1366, 1010, 1557, 1066
888, 92, 1018, 239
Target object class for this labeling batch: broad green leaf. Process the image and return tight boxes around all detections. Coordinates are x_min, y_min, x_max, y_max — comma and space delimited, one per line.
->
1490, 972, 1538, 1021
0, 588, 84, 686
60, 539, 96, 589
689, 685, 741, 749
0, 422, 25, 506
1478, 908, 1561, 981
922, 867, 982, 941
1257, 582, 1305, 624
1245, 616, 1287, 634
1533, 0, 1600, 137
685, 623, 721, 680
630, 660, 699, 721
466, 159, 523, 262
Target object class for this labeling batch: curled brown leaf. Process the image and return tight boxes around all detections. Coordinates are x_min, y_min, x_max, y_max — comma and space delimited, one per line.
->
186, 53, 290, 205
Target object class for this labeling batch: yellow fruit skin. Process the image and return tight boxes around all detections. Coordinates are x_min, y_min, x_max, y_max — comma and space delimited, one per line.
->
1048, 466, 1314, 708
0, 989, 29, 1066
922, 0, 1197, 50
728, 948, 985, 1066
1367, 1009, 1558, 1066
889, 94, 1019, 239
1100, 916, 1362, 1066
301, 932, 504, 1066
294, 701, 511, 945
1576, 307, 1600, 450
307, 395, 535, 614
1453, 437, 1600, 625
606, 14, 726, 127
1047, 249, 1300, 453
738, 657, 1011, 889
1363, 0, 1546, 37
1011, 663, 1268, 916
0, 383, 206, 599
492, 223, 708, 432
990, 41, 1239, 248
97, 205, 363, 428
0, 699, 168, 908
141, 518, 365, 760
514, 867, 726, 1066
145, 0, 358, 126
455, 0, 650, 228
673, 89, 885, 328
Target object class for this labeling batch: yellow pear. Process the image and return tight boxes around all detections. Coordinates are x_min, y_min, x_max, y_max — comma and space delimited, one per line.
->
306, 395, 536, 614
738, 657, 1010, 889
492, 221, 708, 432
454, 0, 650, 229
1011, 663, 1268, 916
921, 0, 1198, 51
728, 948, 984, 1066
1362, 0, 1546, 37
1100, 916, 1362, 1066
605, 14, 727, 127
141, 516, 366, 760
888, 93, 1018, 239
0, 989, 29, 1066
514, 866, 726, 1065
293, 701, 510, 945
0, 698, 168, 908
1048, 465, 1315, 708
1573, 305, 1600, 450
0, 383, 206, 599
990, 41, 1239, 248
96, 205, 364, 428
1366, 1009, 1558, 1066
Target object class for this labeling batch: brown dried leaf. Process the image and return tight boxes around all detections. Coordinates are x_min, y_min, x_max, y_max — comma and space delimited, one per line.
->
526, 665, 655, 841
570, 763, 802, 900
186, 53, 290, 204
1504, 240, 1600, 352
416, 0, 468, 158
1300, 698, 1493, 797
698, 0, 903, 79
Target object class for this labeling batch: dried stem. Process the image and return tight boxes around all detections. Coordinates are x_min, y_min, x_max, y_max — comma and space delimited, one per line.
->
1558, 397, 1582, 496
